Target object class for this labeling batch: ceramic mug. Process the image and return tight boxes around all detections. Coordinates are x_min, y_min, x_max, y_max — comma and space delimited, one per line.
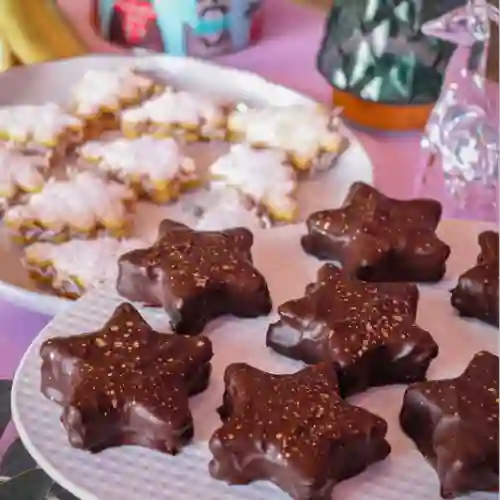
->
94, 0, 264, 57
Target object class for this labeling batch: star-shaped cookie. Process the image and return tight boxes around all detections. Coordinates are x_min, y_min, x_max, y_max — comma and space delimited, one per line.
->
209, 362, 391, 500
266, 264, 438, 396
451, 230, 499, 326
301, 182, 451, 282
117, 219, 272, 335
40, 303, 213, 455
400, 351, 499, 498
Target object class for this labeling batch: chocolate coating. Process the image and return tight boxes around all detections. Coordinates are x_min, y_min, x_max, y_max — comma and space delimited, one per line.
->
400, 351, 499, 498
209, 362, 391, 500
117, 219, 272, 335
451, 230, 499, 326
40, 303, 213, 455
266, 264, 438, 396
301, 182, 451, 282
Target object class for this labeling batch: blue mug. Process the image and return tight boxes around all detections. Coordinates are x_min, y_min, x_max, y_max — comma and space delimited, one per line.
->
96, 0, 263, 57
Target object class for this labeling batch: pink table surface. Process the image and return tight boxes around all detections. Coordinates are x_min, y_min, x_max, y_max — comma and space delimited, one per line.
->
0, 0, 496, 402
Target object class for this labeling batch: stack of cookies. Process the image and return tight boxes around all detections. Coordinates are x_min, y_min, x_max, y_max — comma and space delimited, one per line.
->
0, 66, 348, 301
39, 182, 499, 500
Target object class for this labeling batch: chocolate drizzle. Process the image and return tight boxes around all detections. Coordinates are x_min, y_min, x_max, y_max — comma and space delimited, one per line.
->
209, 362, 391, 500
400, 351, 499, 498
117, 219, 272, 335
451, 230, 499, 326
40, 303, 213, 454
267, 264, 439, 396
301, 182, 451, 282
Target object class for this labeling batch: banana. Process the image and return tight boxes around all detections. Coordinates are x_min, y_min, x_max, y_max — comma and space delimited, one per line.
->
0, 33, 19, 72
0, 0, 88, 65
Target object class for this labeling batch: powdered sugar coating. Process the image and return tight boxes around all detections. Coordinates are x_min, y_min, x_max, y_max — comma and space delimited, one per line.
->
122, 89, 226, 135
0, 148, 50, 200
210, 145, 297, 215
195, 188, 265, 232
71, 68, 156, 117
228, 105, 344, 160
5, 171, 135, 231
79, 136, 196, 183
24, 237, 147, 290
0, 103, 83, 145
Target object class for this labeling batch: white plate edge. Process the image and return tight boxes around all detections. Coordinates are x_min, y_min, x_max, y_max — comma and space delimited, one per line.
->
0, 53, 374, 316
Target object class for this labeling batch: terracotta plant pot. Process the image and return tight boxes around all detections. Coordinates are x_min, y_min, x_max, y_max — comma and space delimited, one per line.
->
332, 89, 435, 132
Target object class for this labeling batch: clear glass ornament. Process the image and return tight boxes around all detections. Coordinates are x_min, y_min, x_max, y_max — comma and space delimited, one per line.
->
419, 0, 499, 221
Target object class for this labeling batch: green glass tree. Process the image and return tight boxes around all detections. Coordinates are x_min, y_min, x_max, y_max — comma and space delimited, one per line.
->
317, 0, 466, 105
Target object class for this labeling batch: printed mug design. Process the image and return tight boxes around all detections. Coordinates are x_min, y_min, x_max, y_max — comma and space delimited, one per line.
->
96, 0, 263, 57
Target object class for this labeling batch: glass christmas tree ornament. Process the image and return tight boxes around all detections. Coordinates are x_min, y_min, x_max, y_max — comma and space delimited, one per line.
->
317, 0, 465, 131
420, 0, 499, 221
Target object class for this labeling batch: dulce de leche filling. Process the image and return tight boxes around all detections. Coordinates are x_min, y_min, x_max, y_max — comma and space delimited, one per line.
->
24, 237, 147, 298
79, 135, 198, 204
4, 171, 136, 245
121, 89, 230, 141
227, 104, 348, 170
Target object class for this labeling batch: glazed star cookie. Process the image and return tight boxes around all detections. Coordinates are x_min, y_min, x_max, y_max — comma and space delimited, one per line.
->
209, 362, 391, 500
121, 88, 229, 141
400, 351, 499, 498
451, 231, 499, 326
117, 219, 272, 335
0, 147, 51, 213
40, 303, 213, 454
24, 237, 146, 299
227, 104, 347, 171
4, 171, 136, 245
79, 136, 198, 204
209, 144, 298, 223
69, 68, 161, 136
0, 103, 84, 154
266, 264, 438, 396
302, 182, 451, 282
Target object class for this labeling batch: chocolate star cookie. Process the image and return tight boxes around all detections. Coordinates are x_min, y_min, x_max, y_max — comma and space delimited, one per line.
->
117, 219, 272, 335
451, 230, 499, 326
40, 303, 213, 455
301, 182, 451, 282
266, 264, 438, 396
209, 362, 390, 500
400, 351, 499, 498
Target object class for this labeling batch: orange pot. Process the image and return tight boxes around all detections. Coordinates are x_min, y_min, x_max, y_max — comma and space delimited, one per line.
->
332, 88, 435, 132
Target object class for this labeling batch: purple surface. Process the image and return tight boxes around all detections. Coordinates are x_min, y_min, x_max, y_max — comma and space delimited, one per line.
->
0, 306, 49, 455
0, 305, 49, 380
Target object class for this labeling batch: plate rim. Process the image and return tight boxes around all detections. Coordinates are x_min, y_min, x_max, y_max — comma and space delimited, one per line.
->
0, 53, 374, 316
11, 386, 98, 500
10, 218, 498, 500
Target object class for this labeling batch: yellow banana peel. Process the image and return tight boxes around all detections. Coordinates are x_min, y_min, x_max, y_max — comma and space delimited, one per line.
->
0, 33, 19, 72
0, 0, 88, 66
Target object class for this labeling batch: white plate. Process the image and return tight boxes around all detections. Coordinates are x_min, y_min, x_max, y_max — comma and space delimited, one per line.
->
12, 219, 498, 500
0, 54, 373, 316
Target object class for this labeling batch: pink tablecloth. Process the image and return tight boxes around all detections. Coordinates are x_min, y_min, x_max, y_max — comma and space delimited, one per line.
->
0, 0, 494, 382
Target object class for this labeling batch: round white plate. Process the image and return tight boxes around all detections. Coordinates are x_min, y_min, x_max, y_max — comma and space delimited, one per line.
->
12, 219, 499, 500
0, 54, 373, 316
